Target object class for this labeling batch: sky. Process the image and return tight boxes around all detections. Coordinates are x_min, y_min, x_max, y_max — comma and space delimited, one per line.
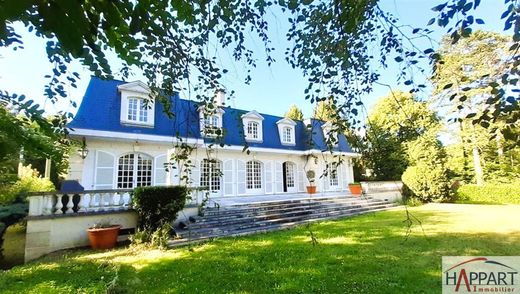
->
0, 0, 506, 119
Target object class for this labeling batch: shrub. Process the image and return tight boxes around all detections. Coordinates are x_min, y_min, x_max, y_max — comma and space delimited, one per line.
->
132, 186, 188, 232
402, 133, 452, 202
456, 184, 520, 204
402, 163, 452, 203
0, 165, 54, 205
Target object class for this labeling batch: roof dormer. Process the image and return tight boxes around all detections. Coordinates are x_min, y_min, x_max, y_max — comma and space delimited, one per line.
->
199, 105, 225, 138
241, 110, 264, 143
118, 81, 155, 127
276, 118, 296, 146
321, 121, 338, 146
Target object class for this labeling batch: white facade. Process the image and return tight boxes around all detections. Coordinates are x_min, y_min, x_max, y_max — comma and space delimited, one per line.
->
67, 136, 356, 197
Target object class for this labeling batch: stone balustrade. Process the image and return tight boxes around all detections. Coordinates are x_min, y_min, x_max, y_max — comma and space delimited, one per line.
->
360, 181, 403, 194
27, 187, 209, 217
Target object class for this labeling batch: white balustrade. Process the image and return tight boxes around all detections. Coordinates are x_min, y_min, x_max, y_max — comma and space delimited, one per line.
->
65, 194, 74, 214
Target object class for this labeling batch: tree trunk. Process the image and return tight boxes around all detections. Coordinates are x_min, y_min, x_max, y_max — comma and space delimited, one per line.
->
472, 147, 484, 186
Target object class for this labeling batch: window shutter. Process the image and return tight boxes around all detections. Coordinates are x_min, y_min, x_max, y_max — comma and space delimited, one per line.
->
190, 159, 200, 188
236, 160, 246, 195
94, 151, 114, 189
264, 161, 273, 194
154, 155, 167, 186
223, 160, 234, 196
274, 162, 283, 193
341, 163, 348, 191
297, 163, 305, 192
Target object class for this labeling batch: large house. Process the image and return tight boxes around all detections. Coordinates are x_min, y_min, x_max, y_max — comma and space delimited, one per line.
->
67, 77, 358, 197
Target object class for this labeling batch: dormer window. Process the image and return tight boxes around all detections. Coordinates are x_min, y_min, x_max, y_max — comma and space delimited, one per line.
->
127, 97, 149, 123
276, 118, 296, 146
199, 106, 225, 137
118, 81, 155, 127
242, 110, 264, 142
321, 122, 338, 146
247, 121, 259, 139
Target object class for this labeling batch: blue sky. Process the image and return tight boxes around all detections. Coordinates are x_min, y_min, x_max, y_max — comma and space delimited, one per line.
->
0, 0, 505, 119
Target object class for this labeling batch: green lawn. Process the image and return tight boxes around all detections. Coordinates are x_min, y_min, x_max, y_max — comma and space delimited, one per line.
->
1, 204, 519, 293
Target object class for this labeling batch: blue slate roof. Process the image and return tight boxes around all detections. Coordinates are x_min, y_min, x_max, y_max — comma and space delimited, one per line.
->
69, 76, 353, 153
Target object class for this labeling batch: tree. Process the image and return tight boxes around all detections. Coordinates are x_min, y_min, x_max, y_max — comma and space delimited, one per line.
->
285, 104, 304, 121
363, 91, 440, 180
402, 132, 452, 202
431, 31, 512, 185
312, 99, 336, 122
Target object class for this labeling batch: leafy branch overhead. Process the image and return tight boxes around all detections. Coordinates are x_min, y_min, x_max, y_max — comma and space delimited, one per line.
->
0, 0, 518, 148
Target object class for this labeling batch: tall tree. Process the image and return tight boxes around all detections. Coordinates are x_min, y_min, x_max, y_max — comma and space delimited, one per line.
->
312, 98, 337, 122
285, 104, 304, 121
431, 31, 511, 185
364, 90, 439, 180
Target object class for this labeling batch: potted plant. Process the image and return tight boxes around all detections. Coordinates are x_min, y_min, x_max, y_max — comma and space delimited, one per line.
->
348, 182, 362, 196
87, 220, 121, 249
306, 170, 317, 194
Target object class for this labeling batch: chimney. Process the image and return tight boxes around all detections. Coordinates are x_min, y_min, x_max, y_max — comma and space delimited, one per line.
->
215, 90, 226, 107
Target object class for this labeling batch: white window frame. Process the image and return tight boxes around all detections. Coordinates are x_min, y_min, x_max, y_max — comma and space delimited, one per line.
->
118, 81, 155, 127
246, 160, 263, 193
276, 118, 296, 146
328, 164, 339, 187
242, 111, 264, 143
116, 153, 153, 189
199, 107, 225, 138
200, 159, 222, 194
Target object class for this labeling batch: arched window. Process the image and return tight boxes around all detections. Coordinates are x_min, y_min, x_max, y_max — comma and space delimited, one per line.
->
247, 121, 259, 139
282, 127, 292, 143
200, 159, 222, 192
117, 153, 153, 188
246, 160, 262, 191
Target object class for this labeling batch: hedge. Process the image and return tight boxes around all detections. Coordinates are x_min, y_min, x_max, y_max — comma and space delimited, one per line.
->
456, 184, 520, 204
132, 186, 188, 232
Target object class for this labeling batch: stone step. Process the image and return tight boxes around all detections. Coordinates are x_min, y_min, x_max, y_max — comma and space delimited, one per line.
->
199, 200, 378, 221
178, 203, 396, 238
188, 201, 388, 229
169, 205, 400, 247
203, 197, 379, 216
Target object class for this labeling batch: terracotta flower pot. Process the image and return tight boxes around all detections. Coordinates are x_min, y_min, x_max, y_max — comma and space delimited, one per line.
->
306, 186, 317, 194
87, 225, 121, 249
348, 184, 362, 196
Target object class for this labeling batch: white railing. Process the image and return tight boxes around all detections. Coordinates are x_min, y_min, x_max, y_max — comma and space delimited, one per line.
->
360, 181, 403, 194
28, 187, 209, 217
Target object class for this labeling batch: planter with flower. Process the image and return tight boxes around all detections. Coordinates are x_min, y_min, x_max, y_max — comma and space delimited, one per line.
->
306, 170, 317, 194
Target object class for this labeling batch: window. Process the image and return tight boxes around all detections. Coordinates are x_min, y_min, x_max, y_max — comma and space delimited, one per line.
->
328, 164, 339, 187
276, 118, 296, 145
282, 127, 292, 143
242, 111, 264, 142
200, 159, 222, 192
117, 153, 153, 188
127, 97, 149, 123
284, 162, 295, 188
205, 115, 219, 128
247, 121, 259, 139
246, 161, 262, 190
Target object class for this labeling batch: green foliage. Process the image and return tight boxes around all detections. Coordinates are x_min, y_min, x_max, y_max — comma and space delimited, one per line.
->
456, 184, 520, 204
312, 99, 337, 122
0, 165, 55, 205
363, 91, 439, 181
402, 133, 452, 202
132, 186, 187, 232
284, 104, 304, 121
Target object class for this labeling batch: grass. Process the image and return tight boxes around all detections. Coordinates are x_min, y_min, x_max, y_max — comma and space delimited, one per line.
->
1, 204, 520, 293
